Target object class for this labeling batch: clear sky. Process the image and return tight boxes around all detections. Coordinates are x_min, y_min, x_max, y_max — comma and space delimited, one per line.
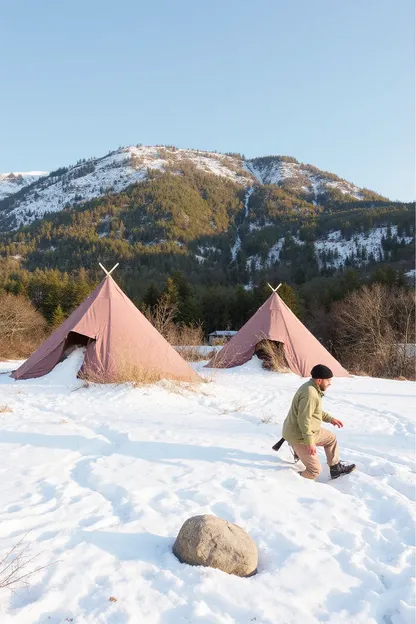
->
0, 0, 414, 200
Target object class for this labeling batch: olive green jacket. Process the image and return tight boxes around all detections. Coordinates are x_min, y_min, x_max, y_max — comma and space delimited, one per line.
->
282, 380, 334, 445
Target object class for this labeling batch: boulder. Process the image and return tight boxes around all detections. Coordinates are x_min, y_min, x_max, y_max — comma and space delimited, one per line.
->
173, 514, 257, 577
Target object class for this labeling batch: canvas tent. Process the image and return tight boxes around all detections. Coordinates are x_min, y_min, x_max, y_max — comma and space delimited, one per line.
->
12, 272, 200, 383
206, 289, 348, 377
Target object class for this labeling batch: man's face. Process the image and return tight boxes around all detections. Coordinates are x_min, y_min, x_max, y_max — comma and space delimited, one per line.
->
316, 378, 332, 392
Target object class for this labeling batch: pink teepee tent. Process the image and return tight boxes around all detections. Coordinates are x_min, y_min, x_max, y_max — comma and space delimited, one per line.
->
12, 274, 200, 383
206, 291, 348, 377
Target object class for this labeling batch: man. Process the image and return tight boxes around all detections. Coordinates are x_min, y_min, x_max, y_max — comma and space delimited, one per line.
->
281, 364, 355, 480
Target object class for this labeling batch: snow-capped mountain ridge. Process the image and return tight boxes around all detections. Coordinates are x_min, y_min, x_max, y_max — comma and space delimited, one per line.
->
0, 171, 48, 202
247, 157, 365, 202
0, 144, 385, 231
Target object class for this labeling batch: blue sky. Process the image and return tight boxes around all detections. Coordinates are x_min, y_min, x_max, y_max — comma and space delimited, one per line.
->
0, 0, 414, 200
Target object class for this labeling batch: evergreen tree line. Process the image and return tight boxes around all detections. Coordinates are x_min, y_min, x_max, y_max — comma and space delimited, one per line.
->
0, 170, 413, 295
0, 256, 410, 340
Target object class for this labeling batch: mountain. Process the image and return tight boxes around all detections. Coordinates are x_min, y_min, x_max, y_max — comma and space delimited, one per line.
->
0, 144, 414, 304
0, 145, 386, 232
0, 171, 48, 202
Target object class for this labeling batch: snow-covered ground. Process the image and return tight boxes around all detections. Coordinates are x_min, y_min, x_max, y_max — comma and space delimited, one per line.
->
0, 352, 415, 624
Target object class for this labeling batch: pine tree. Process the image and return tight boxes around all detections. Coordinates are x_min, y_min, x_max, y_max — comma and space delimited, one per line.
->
278, 283, 302, 317
51, 304, 66, 329
144, 283, 160, 308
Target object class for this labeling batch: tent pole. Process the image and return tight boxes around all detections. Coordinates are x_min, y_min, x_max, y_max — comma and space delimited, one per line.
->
108, 263, 119, 276
99, 262, 109, 276
267, 282, 282, 293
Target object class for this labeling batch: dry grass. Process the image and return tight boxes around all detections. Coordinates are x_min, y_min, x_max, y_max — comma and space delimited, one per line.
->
209, 336, 230, 346
177, 347, 217, 362
79, 347, 201, 386
260, 412, 275, 424
254, 339, 291, 373
0, 405, 12, 413
207, 348, 240, 368
80, 362, 168, 386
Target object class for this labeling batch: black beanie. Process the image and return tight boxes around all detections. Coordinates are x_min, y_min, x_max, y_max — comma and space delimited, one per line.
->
311, 364, 333, 379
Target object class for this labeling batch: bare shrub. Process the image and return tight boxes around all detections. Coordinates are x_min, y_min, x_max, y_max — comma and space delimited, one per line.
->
143, 295, 178, 338
0, 535, 52, 592
331, 284, 415, 379
144, 297, 205, 348
0, 406, 12, 413
254, 339, 291, 373
176, 323, 204, 346
0, 294, 47, 359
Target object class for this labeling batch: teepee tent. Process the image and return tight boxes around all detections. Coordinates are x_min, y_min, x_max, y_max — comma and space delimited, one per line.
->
12, 267, 200, 383
206, 285, 348, 377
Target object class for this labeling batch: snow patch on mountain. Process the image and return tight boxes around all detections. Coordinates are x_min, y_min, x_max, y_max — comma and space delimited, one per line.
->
315, 226, 413, 268
247, 158, 365, 201
245, 226, 414, 271
0, 171, 48, 201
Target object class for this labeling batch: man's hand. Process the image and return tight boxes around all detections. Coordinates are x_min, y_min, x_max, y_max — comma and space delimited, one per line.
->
331, 418, 344, 428
305, 444, 317, 455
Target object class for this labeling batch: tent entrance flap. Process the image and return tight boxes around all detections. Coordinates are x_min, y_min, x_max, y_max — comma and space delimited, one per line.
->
61, 331, 95, 361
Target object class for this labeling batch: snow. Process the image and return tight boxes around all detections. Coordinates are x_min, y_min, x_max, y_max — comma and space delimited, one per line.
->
197, 245, 220, 256
231, 188, 255, 262
246, 158, 365, 200
1, 147, 253, 230
315, 226, 413, 269
230, 234, 241, 262
0, 351, 414, 623
243, 186, 254, 219
0, 171, 48, 201
245, 226, 414, 273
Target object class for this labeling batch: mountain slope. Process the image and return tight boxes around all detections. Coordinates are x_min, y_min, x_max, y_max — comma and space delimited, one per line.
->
0, 144, 413, 300
0, 171, 48, 202
0, 145, 386, 232
246, 156, 383, 205
0, 146, 253, 231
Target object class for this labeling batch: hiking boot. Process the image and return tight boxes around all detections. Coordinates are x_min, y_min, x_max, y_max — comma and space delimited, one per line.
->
330, 461, 356, 479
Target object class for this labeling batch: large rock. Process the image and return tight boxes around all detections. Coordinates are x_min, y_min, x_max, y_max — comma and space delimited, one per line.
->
173, 514, 258, 577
